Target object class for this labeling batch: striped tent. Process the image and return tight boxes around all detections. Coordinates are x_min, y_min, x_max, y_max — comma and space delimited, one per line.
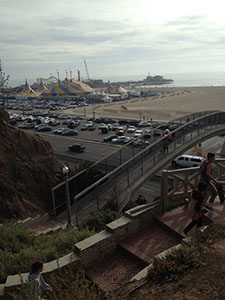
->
16, 80, 38, 98
36, 80, 48, 96
45, 78, 94, 97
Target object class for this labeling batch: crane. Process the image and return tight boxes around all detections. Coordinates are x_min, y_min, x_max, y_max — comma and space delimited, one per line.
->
84, 59, 90, 82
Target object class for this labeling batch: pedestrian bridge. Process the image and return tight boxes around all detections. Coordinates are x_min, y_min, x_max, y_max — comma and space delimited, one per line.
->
52, 110, 225, 225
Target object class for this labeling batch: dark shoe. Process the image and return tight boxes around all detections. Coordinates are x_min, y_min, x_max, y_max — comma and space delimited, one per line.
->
205, 204, 213, 211
183, 229, 188, 236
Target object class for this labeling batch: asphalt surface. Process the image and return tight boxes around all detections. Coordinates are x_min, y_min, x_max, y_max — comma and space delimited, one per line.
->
38, 132, 120, 162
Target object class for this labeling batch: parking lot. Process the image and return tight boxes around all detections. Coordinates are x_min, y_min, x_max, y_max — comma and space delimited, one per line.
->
9, 110, 176, 145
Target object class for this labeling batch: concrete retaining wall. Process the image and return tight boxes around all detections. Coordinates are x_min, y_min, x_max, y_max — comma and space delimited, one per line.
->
2, 202, 160, 297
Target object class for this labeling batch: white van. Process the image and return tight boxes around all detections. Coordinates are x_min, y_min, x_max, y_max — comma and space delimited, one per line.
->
172, 155, 205, 168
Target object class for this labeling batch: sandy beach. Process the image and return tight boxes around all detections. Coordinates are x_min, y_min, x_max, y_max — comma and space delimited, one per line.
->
66, 86, 225, 121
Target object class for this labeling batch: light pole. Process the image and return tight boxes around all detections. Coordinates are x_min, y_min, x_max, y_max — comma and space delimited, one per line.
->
93, 103, 95, 119
62, 166, 73, 227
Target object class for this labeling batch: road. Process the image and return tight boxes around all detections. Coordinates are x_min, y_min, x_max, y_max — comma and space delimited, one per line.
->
36, 131, 162, 202
38, 132, 120, 162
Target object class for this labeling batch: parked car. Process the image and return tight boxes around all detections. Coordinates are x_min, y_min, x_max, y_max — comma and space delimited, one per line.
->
67, 121, 77, 129
112, 124, 120, 131
101, 127, 109, 134
111, 136, 127, 143
164, 129, 170, 135
138, 121, 151, 127
129, 120, 139, 126
53, 128, 65, 134
22, 123, 35, 129
80, 124, 89, 131
117, 127, 125, 135
37, 126, 52, 132
151, 121, 163, 128
134, 129, 143, 137
168, 123, 180, 131
88, 126, 96, 131
118, 119, 130, 125
35, 124, 46, 130
87, 120, 93, 125
153, 129, 161, 137
51, 120, 60, 126
143, 130, 151, 139
62, 130, 78, 136
133, 139, 144, 146
103, 118, 116, 124
68, 143, 85, 153
127, 126, 136, 133
99, 123, 107, 129
122, 137, 133, 144
172, 155, 205, 168
104, 135, 118, 142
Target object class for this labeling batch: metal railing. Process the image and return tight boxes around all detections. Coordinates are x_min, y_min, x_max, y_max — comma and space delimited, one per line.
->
52, 111, 225, 225
160, 158, 225, 211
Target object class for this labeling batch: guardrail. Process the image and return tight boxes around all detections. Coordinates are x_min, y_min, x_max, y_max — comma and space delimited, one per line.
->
52, 111, 225, 225
160, 158, 225, 211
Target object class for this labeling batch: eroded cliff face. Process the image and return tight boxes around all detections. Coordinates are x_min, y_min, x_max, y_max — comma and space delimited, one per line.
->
0, 110, 62, 220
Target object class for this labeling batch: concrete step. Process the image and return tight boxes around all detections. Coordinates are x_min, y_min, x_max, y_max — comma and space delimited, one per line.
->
27, 219, 67, 234
154, 202, 224, 238
17, 213, 49, 228
119, 224, 181, 264
86, 248, 147, 293
155, 206, 189, 239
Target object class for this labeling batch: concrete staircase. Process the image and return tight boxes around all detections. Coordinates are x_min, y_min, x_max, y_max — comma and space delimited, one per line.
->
86, 197, 225, 294
86, 223, 181, 293
155, 198, 224, 238
17, 213, 67, 236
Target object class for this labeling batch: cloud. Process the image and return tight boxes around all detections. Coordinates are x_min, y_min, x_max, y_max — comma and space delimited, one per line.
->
165, 15, 207, 27
1, 0, 225, 83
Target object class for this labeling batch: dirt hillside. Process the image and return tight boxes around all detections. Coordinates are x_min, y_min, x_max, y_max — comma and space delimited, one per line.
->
0, 110, 61, 220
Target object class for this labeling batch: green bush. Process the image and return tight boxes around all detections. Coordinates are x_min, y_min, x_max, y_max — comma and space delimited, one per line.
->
9, 265, 105, 300
0, 209, 120, 284
148, 245, 201, 283
84, 209, 121, 232
0, 222, 35, 252
0, 222, 94, 283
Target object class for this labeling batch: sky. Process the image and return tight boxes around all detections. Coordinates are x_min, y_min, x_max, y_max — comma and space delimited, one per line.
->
1, 0, 225, 86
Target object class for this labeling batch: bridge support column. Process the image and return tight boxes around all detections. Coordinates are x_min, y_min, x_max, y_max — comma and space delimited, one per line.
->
105, 159, 108, 173
161, 170, 168, 212
127, 166, 130, 186
51, 189, 56, 218
96, 185, 100, 210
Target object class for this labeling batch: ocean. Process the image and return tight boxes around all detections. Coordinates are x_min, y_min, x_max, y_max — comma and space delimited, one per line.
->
102, 72, 225, 87
8, 72, 225, 88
